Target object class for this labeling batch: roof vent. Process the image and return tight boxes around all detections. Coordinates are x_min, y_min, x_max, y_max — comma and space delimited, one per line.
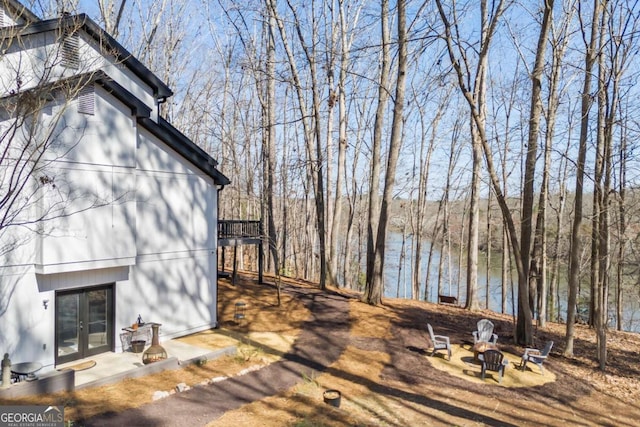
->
77, 84, 95, 115
61, 29, 80, 69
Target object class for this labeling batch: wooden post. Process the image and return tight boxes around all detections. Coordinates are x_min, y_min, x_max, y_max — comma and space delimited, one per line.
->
232, 245, 238, 285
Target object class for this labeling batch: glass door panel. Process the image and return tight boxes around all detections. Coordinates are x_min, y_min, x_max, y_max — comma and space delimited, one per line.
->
86, 288, 110, 354
56, 293, 80, 360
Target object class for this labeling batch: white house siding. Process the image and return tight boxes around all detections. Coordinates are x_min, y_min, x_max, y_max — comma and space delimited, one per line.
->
0, 267, 54, 369
1, 5, 225, 371
123, 127, 218, 344
0, 30, 96, 97
0, 24, 157, 117
0, 266, 129, 370
0, 91, 220, 366
0, 31, 54, 95
0, 84, 138, 369
35, 84, 137, 273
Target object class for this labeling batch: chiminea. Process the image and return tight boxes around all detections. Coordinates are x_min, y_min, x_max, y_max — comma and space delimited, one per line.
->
142, 323, 167, 364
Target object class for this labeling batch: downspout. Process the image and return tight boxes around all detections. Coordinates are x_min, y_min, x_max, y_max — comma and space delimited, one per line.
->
214, 185, 225, 328
155, 95, 167, 122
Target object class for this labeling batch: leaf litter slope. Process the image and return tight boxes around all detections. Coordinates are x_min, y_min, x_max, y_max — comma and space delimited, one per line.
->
208, 274, 640, 427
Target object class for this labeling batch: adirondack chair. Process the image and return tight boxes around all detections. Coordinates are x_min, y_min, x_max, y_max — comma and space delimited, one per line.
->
480, 349, 507, 383
427, 323, 452, 361
472, 319, 498, 344
520, 341, 554, 374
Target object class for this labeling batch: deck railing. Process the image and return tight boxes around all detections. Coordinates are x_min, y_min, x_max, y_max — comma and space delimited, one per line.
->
217, 220, 262, 239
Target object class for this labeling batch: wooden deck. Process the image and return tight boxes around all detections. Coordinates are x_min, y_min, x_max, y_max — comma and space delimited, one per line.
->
218, 220, 262, 246
217, 220, 263, 283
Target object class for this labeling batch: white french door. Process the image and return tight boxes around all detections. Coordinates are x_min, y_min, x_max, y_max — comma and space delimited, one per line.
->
55, 285, 114, 364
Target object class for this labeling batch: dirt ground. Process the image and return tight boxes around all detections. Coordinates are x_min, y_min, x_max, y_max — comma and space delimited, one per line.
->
3, 273, 640, 426
208, 274, 640, 426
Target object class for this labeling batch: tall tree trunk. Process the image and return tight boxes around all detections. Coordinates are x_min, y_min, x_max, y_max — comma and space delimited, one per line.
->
269, 0, 328, 287
486, 190, 492, 309
595, 0, 634, 369
328, 0, 354, 288
265, 2, 279, 277
439, 118, 461, 301
546, 5, 574, 323
542, 4, 572, 325
466, 125, 481, 310
502, 225, 509, 314
345, 98, 367, 290
411, 89, 441, 300
368, 0, 406, 305
593, 2, 608, 369
524, 0, 554, 329
616, 110, 627, 331
566, 0, 602, 357
436, 0, 515, 318
364, 0, 390, 303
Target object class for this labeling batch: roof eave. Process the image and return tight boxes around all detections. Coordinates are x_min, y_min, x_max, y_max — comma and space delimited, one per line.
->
138, 117, 230, 186
2, 0, 40, 24
0, 14, 173, 101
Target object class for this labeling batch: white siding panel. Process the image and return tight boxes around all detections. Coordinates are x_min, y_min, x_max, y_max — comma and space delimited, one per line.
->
136, 128, 216, 256
62, 85, 137, 167
122, 127, 218, 348
0, 30, 105, 98
136, 173, 208, 254
116, 250, 217, 350
0, 219, 37, 268
37, 164, 137, 272
0, 270, 56, 371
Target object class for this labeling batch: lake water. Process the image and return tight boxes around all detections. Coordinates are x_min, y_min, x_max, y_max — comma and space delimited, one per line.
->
381, 232, 640, 333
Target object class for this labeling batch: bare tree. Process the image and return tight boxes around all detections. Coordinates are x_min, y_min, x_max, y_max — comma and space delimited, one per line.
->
545, 1, 575, 324
97, 0, 127, 38
565, 0, 603, 357
592, 0, 638, 369
521, 0, 554, 336
435, 0, 508, 314
264, 0, 280, 282
367, 0, 407, 305
615, 98, 629, 332
328, 0, 363, 287
267, 0, 329, 288
364, 0, 391, 303
537, 0, 576, 326
435, 113, 464, 302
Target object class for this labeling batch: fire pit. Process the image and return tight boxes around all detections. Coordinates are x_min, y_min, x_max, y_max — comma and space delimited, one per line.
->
142, 323, 167, 364
472, 341, 498, 362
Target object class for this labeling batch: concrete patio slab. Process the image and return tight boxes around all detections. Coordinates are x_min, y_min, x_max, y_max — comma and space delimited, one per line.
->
56, 339, 236, 389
